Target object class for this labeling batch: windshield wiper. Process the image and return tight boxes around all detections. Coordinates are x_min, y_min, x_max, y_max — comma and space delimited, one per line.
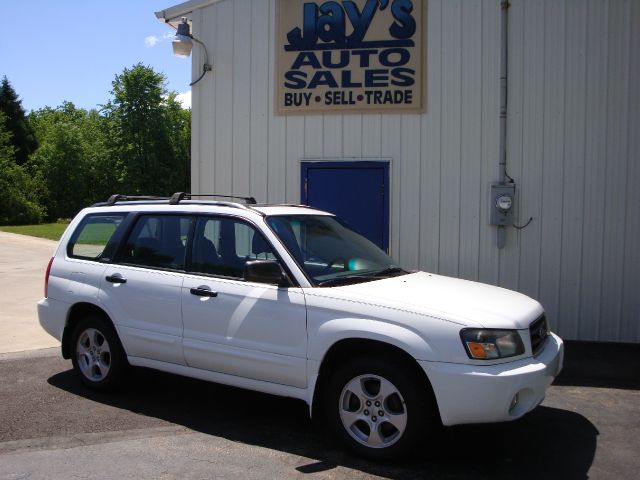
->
317, 267, 408, 287
372, 266, 408, 277
317, 275, 379, 287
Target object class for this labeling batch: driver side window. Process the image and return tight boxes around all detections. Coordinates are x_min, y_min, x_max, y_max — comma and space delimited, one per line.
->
190, 217, 276, 278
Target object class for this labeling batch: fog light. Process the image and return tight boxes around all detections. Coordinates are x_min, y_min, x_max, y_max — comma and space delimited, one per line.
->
509, 393, 519, 412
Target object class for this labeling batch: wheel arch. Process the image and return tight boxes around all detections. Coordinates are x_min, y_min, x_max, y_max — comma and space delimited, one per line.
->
310, 336, 438, 421
61, 302, 115, 359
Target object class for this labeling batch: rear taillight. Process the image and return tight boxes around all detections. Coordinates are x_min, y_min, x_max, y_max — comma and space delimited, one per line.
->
45, 257, 54, 298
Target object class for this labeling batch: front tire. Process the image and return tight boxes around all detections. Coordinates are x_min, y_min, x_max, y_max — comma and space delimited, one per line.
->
71, 315, 127, 390
324, 356, 439, 460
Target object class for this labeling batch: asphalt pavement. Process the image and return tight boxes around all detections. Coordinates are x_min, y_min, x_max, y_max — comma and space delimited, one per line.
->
0, 342, 639, 479
0, 231, 639, 479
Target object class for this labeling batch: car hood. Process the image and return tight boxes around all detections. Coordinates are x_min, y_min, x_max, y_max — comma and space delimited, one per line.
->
331, 271, 543, 329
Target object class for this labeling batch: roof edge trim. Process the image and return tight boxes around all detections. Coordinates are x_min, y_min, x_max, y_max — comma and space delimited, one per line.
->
155, 0, 225, 22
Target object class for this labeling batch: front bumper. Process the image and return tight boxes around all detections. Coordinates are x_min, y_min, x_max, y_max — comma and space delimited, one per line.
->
420, 333, 564, 426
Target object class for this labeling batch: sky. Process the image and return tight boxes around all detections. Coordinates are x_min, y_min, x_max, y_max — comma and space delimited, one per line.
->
2, 0, 192, 112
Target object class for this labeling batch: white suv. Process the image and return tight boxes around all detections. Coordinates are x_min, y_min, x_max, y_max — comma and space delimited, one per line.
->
38, 193, 563, 459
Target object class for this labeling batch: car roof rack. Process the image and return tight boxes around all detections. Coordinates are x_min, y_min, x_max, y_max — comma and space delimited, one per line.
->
252, 203, 316, 209
89, 195, 171, 207
92, 193, 258, 209
170, 192, 257, 205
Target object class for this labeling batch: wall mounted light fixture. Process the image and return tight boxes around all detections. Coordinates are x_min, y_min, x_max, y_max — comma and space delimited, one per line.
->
172, 18, 212, 86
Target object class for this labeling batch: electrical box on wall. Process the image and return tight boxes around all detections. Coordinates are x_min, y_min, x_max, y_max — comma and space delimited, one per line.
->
490, 183, 515, 226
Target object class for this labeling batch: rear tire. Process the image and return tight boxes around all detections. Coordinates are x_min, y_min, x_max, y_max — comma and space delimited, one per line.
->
71, 315, 127, 390
324, 356, 439, 461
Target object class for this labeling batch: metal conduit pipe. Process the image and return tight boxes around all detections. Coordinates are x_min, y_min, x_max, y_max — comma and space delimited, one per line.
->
497, 0, 510, 249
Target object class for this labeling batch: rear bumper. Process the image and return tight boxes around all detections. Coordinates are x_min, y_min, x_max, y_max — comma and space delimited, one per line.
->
420, 333, 564, 426
37, 297, 68, 343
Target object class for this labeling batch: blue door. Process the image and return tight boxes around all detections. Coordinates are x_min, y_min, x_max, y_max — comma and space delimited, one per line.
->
301, 161, 390, 251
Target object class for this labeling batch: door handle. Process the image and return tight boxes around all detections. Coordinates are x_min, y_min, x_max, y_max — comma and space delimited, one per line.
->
105, 275, 127, 284
190, 286, 218, 298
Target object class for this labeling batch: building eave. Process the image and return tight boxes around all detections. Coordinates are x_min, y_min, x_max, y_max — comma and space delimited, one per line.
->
155, 0, 226, 22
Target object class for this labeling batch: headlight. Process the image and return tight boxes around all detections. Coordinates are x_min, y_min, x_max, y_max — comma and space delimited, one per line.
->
460, 328, 525, 360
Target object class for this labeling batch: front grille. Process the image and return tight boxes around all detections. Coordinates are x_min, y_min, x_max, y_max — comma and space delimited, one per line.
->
529, 315, 549, 355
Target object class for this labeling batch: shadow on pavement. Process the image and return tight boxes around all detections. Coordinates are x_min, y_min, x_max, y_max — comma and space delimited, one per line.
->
555, 341, 640, 390
48, 364, 598, 480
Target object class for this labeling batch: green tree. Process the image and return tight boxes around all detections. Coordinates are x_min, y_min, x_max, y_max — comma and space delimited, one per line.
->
3, 64, 191, 223
165, 92, 191, 191
29, 102, 116, 220
0, 76, 38, 165
0, 112, 44, 224
102, 64, 190, 195
0, 112, 12, 159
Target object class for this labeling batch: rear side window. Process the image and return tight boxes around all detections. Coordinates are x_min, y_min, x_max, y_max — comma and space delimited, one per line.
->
69, 214, 126, 260
118, 215, 192, 270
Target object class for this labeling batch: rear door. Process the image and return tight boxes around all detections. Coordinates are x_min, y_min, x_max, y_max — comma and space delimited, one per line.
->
101, 214, 192, 365
58, 213, 127, 305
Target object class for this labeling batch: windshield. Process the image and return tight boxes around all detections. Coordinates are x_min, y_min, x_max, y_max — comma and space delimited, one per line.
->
266, 215, 407, 286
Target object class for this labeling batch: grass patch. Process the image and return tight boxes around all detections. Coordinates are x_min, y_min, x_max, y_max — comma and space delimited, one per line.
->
0, 222, 70, 241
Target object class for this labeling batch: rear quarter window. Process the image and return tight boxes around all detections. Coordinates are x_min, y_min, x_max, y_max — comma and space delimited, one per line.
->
68, 214, 126, 260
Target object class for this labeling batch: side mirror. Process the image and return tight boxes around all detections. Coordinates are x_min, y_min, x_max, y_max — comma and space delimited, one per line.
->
244, 260, 289, 287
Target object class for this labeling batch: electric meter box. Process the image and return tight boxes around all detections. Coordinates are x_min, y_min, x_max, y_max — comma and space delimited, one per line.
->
490, 183, 515, 226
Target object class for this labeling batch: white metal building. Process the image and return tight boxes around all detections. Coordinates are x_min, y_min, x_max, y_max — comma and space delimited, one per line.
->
156, 0, 640, 343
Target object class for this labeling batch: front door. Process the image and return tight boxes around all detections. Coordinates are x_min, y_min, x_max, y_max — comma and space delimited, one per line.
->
301, 161, 390, 251
181, 215, 308, 388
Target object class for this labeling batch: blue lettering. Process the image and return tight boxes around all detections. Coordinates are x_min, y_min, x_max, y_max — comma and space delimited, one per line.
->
285, 0, 415, 51
364, 88, 411, 105
390, 0, 416, 39
286, 3, 319, 50
390, 67, 415, 87
341, 70, 362, 88
317, 2, 346, 45
352, 49, 378, 68
404, 89, 413, 103
284, 71, 308, 89
343, 0, 378, 46
291, 52, 322, 69
365, 69, 389, 87
285, 92, 313, 106
379, 48, 410, 67
322, 50, 350, 68
308, 71, 340, 89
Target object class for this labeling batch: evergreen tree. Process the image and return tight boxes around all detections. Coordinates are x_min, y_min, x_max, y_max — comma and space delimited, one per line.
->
0, 112, 14, 161
0, 76, 38, 165
0, 112, 44, 224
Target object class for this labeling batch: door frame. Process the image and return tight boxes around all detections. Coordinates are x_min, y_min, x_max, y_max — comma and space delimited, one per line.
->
300, 159, 391, 252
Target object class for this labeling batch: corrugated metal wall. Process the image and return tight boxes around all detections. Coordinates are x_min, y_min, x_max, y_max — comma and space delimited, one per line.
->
189, 0, 639, 342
